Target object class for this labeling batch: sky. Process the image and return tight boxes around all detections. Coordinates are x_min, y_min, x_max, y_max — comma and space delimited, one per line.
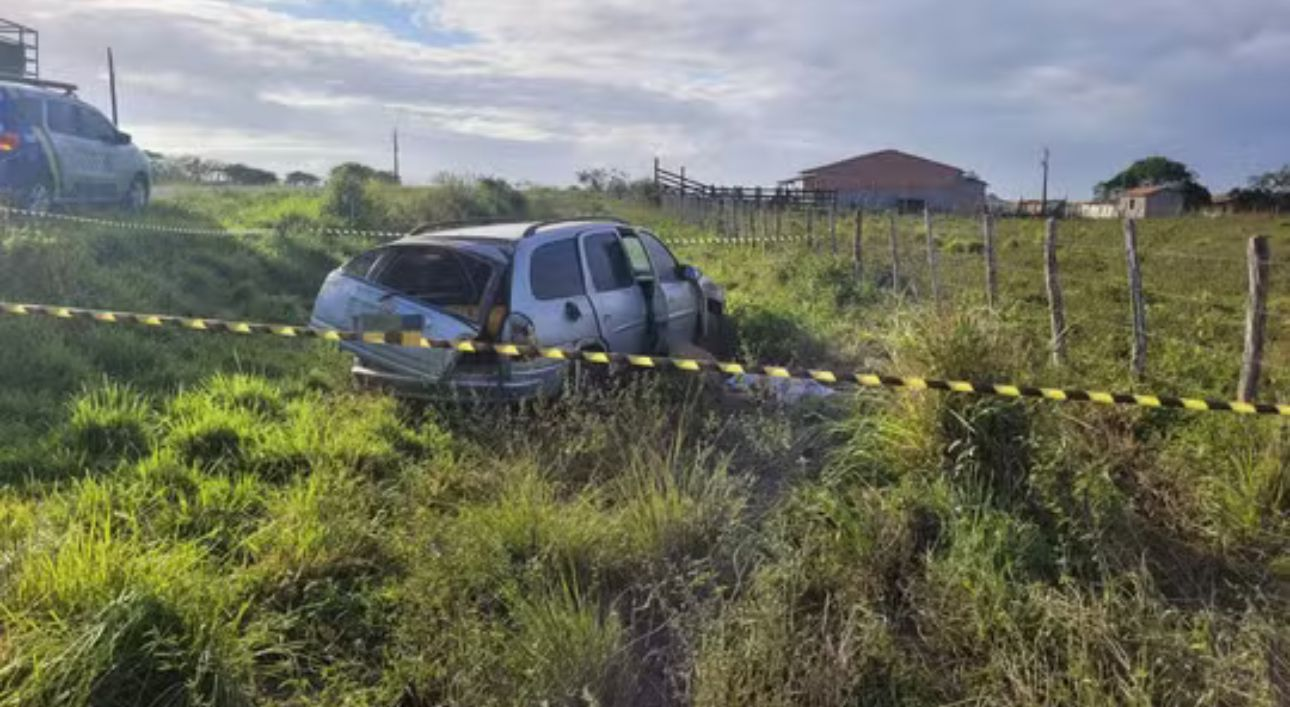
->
8, 0, 1290, 198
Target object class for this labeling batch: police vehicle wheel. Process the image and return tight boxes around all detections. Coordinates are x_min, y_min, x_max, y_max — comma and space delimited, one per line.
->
123, 177, 149, 213
23, 181, 53, 214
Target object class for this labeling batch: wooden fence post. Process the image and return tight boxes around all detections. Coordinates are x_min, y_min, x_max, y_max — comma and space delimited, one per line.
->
889, 212, 901, 293
983, 211, 998, 308
924, 206, 941, 305
732, 190, 742, 243
1123, 218, 1148, 379
852, 209, 863, 280
806, 206, 815, 251
1238, 236, 1270, 402
829, 199, 838, 255
1044, 217, 1068, 365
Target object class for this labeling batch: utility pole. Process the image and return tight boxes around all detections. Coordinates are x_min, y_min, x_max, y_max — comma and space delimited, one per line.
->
392, 127, 400, 181
1040, 146, 1050, 218
107, 47, 119, 126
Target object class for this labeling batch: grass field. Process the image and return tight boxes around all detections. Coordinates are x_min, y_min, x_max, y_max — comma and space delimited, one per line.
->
0, 183, 1286, 706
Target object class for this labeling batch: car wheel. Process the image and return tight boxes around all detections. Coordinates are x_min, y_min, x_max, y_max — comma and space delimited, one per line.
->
703, 309, 737, 360
123, 176, 149, 213
22, 179, 54, 214
565, 349, 614, 396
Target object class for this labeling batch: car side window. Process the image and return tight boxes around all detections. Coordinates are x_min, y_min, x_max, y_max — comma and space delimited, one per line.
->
619, 233, 653, 279
47, 101, 79, 136
583, 232, 635, 292
530, 239, 584, 300
639, 233, 681, 283
77, 106, 117, 142
14, 97, 43, 125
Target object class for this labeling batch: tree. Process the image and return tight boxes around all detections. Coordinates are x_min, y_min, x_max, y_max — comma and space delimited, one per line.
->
576, 168, 630, 194
1095, 156, 1211, 209
285, 171, 321, 187
1249, 165, 1290, 194
222, 163, 278, 186
322, 162, 395, 225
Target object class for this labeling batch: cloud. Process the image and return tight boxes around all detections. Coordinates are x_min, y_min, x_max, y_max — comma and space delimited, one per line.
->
10, 0, 1290, 195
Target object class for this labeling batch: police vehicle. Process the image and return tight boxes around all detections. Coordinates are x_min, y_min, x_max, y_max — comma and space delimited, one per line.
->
0, 77, 150, 213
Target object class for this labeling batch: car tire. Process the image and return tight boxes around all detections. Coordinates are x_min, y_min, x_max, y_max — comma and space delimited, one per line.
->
21, 178, 54, 214
703, 309, 737, 360
123, 176, 149, 213
566, 349, 614, 396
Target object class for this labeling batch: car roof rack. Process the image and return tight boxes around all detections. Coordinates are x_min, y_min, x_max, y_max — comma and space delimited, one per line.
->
521, 216, 628, 238
409, 217, 516, 235
0, 74, 78, 95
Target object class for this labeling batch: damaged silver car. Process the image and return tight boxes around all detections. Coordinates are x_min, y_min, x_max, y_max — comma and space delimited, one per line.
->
310, 218, 729, 399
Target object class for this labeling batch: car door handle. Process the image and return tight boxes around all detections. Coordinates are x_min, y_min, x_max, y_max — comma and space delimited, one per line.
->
564, 301, 582, 321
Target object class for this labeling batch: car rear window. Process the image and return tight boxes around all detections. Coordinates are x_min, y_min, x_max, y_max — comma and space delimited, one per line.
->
374, 246, 495, 318
530, 239, 584, 300
342, 249, 381, 279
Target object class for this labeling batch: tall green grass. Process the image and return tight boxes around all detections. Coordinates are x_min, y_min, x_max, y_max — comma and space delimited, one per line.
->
0, 185, 1285, 705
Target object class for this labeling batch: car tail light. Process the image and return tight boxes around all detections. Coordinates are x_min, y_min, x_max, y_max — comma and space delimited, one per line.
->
0, 132, 18, 152
502, 313, 537, 347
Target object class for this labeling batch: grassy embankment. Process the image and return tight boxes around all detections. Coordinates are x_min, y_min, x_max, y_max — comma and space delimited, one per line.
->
0, 182, 1286, 706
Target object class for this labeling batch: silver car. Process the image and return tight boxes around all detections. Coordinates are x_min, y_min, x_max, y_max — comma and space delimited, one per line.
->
310, 218, 728, 399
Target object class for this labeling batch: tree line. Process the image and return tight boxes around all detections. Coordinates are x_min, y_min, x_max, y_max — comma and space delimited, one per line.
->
1096, 156, 1290, 211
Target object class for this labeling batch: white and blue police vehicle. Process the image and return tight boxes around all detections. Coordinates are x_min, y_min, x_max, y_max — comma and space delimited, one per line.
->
0, 77, 150, 213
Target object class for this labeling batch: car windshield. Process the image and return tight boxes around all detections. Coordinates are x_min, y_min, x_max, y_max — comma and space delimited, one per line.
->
371, 245, 496, 322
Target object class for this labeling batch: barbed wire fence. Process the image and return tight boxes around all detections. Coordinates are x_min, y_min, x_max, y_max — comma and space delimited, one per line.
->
652, 161, 1280, 403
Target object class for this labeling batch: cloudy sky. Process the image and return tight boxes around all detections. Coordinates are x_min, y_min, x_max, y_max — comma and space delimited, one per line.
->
11, 0, 1289, 197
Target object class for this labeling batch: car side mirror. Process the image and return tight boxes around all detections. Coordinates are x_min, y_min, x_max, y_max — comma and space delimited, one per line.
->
677, 265, 702, 282
114, 131, 132, 145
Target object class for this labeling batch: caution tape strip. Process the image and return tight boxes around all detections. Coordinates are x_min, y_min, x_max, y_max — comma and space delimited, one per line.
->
669, 235, 812, 246
2, 300, 1285, 417
2, 206, 819, 246
0, 205, 274, 237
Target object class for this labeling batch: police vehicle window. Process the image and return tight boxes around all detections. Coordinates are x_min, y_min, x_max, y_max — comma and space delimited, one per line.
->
619, 233, 653, 278
375, 247, 490, 307
530, 239, 584, 300
584, 232, 635, 292
640, 233, 680, 282
342, 249, 381, 279
14, 97, 43, 125
77, 106, 117, 142
47, 101, 79, 135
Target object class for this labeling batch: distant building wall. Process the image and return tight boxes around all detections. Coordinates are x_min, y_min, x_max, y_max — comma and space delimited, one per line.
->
803, 182, 985, 214
1074, 202, 1119, 219
1120, 190, 1184, 219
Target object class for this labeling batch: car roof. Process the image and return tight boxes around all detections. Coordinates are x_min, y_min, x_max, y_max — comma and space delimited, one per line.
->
395, 219, 628, 245
0, 80, 75, 99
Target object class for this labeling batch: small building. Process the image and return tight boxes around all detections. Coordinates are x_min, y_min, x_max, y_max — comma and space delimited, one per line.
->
1014, 199, 1067, 218
1073, 201, 1119, 219
781, 149, 986, 214
1119, 185, 1184, 219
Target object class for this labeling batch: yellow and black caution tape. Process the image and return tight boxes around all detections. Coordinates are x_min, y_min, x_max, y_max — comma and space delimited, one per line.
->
669, 235, 811, 246
0, 205, 274, 237
2, 300, 1285, 416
